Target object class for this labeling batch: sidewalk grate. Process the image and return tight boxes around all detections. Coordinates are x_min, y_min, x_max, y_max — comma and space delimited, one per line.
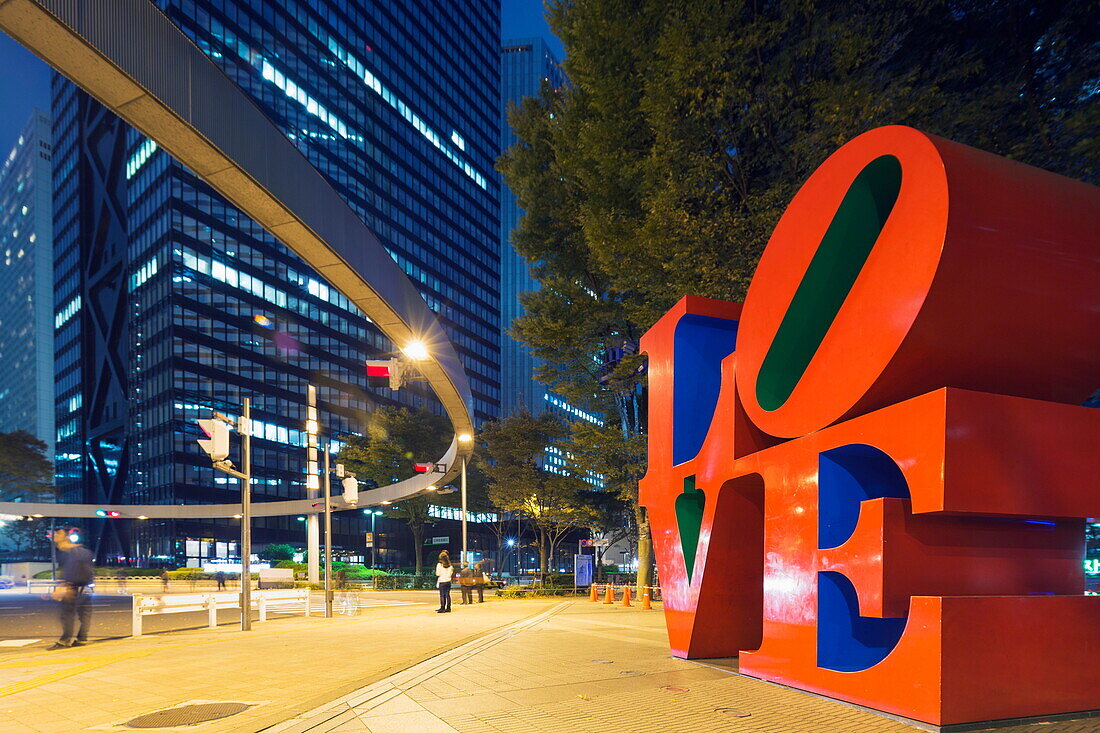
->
125, 702, 251, 728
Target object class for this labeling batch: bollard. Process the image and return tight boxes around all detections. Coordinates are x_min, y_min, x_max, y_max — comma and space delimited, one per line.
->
258, 593, 267, 623
622, 586, 632, 607
206, 594, 217, 628
590, 584, 599, 602
132, 594, 143, 638
604, 584, 614, 604
641, 588, 653, 610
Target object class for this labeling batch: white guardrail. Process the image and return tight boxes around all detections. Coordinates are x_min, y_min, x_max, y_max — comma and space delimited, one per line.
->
130, 589, 311, 637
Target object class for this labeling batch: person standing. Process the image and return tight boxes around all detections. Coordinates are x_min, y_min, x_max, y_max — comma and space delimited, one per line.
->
215, 570, 227, 591
160, 570, 170, 592
458, 562, 474, 605
473, 561, 487, 604
49, 529, 94, 650
435, 550, 454, 613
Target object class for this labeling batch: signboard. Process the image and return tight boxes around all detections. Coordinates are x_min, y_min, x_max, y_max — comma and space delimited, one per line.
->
427, 536, 449, 545
574, 554, 594, 586
1085, 559, 1100, 575
581, 538, 611, 548
365, 532, 374, 548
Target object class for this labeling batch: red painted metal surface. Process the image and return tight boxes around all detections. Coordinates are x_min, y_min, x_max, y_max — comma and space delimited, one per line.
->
639, 126, 1100, 726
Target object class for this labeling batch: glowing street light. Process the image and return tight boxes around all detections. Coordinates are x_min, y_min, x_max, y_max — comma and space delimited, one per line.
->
402, 340, 430, 361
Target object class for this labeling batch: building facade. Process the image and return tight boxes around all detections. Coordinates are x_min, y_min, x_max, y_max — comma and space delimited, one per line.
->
53, 0, 501, 566
499, 38, 565, 417
0, 109, 54, 462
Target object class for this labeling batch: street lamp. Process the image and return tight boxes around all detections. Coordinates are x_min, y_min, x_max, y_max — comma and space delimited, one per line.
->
363, 509, 383, 568
402, 340, 430, 361
456, 432, 473, 565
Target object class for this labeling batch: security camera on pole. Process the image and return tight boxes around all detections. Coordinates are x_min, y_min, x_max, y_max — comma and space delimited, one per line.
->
196, 399, 253, 631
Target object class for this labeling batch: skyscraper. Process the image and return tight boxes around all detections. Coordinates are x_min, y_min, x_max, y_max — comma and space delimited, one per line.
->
53, 1, 501, 565
499, 38, 565, 418
0, 109, 54, 462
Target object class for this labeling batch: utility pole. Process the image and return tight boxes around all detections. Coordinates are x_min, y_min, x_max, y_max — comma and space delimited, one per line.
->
306, 385, 320, 583
461, 453, 468, 564
323, 443, 333, 618
240, 398, 252, 631
196, 399, 252, 631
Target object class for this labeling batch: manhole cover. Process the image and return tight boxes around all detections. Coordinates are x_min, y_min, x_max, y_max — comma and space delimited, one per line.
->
125, 702, 251, 728
591, 659, 614, 664
716, 707, 751, 718
662, 685, 689, 692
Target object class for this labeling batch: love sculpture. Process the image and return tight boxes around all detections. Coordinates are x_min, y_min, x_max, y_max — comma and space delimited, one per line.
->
640, 125, 1099, 727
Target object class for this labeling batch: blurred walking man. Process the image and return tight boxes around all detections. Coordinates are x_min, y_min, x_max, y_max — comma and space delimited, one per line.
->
49, 529, 95, 649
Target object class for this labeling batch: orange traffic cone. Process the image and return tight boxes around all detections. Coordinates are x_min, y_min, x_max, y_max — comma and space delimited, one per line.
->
621, 585, 632, 607
589, 584, 598, 602
641, 588, 653, 610
604, 584, 614, 604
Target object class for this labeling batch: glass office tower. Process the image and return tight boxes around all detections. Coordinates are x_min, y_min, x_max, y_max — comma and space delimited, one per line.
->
53, 1, 501, 565
0, 109, 54, 463
500, 38, 564, 418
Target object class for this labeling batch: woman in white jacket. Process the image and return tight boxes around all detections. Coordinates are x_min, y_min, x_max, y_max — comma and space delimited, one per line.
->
435, 550, 454, 613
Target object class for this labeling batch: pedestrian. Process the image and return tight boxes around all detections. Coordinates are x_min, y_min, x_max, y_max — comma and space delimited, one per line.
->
473, 561, 487, 603
458, 562, 473, 605
215, 570, 226, 591
116, 567, 128, 594
336, 569, 347, 590
160, 570, 169, 592
435, 550, 453, 613
49, 529, 94, 650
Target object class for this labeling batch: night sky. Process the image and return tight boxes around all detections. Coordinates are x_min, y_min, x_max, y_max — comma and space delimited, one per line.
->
0, 0, 562, 156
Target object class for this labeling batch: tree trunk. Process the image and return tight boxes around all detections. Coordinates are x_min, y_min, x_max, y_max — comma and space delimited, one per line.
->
536, 527, 549, 580
410, 521, 424, 574
635, 504, 653, 599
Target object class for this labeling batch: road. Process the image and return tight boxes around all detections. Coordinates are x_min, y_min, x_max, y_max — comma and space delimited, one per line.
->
0, 589, 434, 648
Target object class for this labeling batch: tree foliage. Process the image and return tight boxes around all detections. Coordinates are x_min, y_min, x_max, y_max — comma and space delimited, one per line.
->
0, 431, 53, 499
480, 411, 593, 576
498, 0, 1098, 592
335, 405, 451, 573
259, 543, 296, 563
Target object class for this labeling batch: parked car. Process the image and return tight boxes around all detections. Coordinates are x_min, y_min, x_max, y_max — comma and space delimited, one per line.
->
0, 576, 15, 589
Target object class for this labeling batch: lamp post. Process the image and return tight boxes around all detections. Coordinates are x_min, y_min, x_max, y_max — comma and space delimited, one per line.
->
323, 442, 332, 618
457, 433, 473, 564
371, 510, 382, 567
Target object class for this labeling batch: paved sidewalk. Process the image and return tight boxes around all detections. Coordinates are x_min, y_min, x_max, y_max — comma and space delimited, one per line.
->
261, 601, 1097, 733
1, 594, 1095, 732
0, 592, 561, 732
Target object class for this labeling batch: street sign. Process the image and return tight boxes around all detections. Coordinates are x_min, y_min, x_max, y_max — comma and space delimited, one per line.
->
581, 538, 611, 548
427, 536, 448, 545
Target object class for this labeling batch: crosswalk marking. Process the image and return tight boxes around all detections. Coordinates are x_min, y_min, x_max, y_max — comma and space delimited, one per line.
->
0, 639, 41, 647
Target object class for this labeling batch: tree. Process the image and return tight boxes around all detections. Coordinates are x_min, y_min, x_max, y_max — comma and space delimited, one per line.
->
500, 0, 1098, 597
0, 431, 53, 500
259, 543, 296, 563
335, 405, 451, 574
0, 516, 52, 558
480, 412, 593, 578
